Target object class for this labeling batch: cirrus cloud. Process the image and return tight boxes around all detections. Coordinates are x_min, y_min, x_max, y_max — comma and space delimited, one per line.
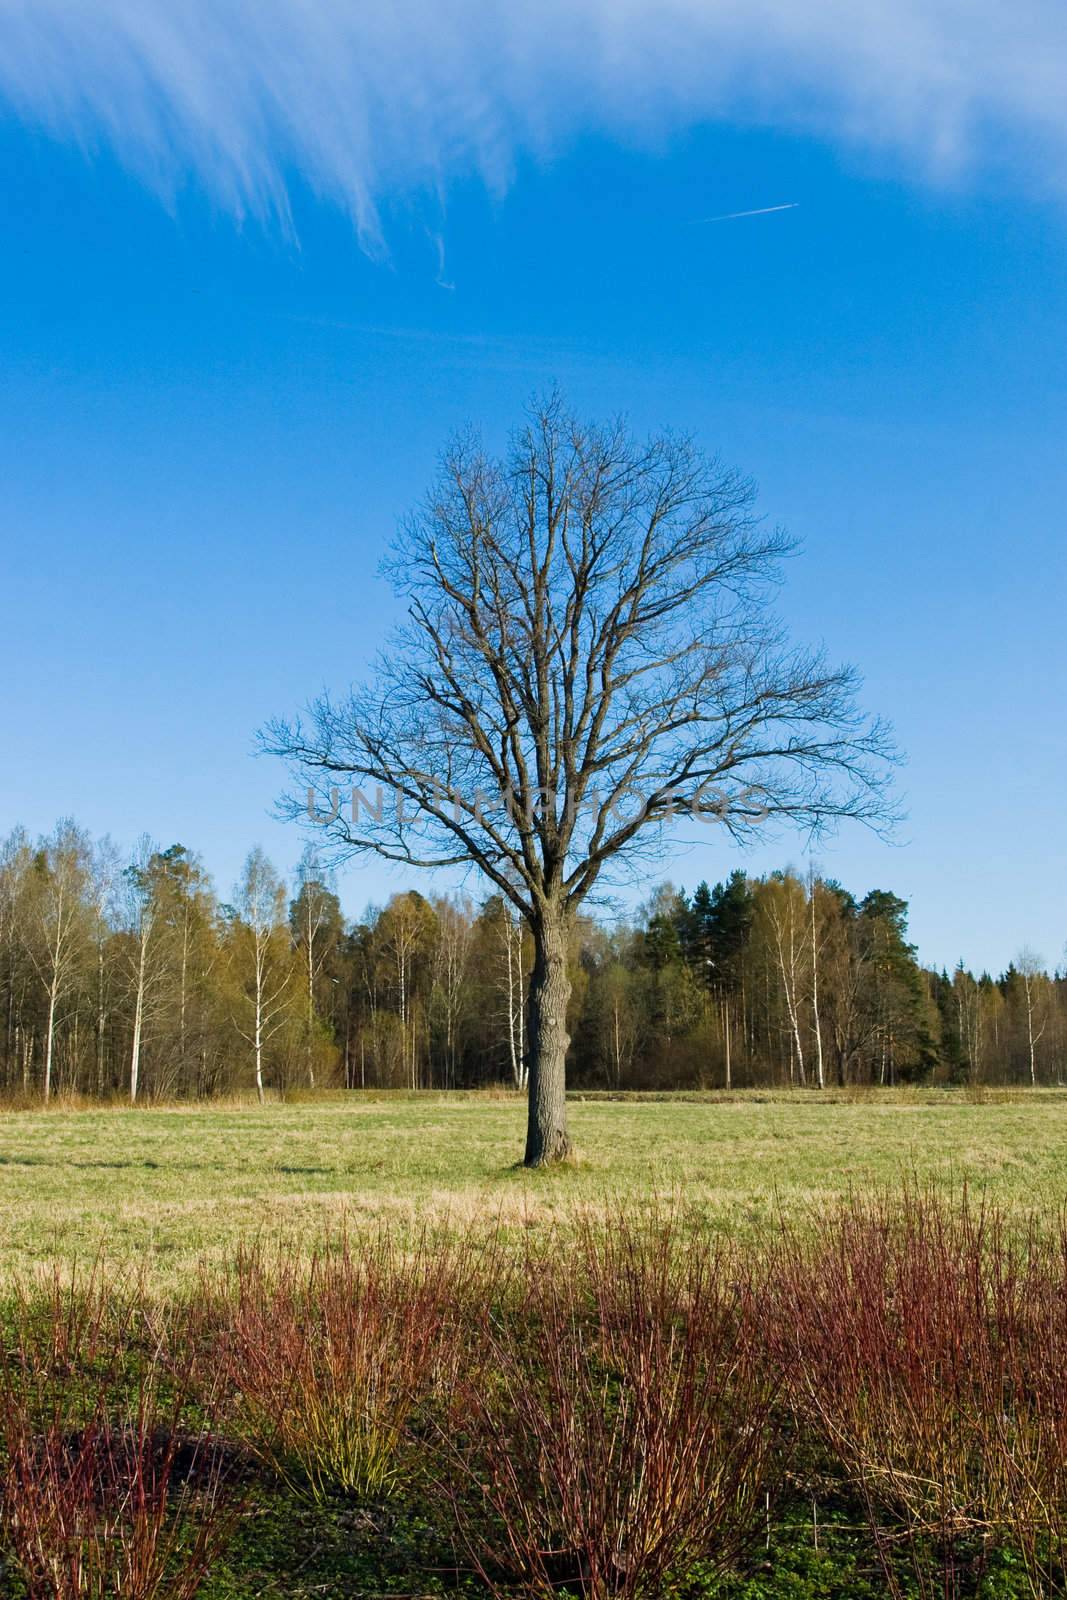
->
0, 0, 1064, 247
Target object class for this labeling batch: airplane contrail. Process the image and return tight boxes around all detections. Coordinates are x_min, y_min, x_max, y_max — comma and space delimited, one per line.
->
694, 202, 800, 223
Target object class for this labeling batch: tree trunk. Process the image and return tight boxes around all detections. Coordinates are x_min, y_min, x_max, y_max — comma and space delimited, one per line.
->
96, 946, 106, 1097
178, 928, 189, 1086
810, 883, 825, 1089
130, 934, 147, 1103
254, 947, 266, 1105
129, 987, 142, 1103
1024, 976, 1038, 1086
254, 1007, 265, 1104
43, 986, 57, 1101
504, 915, 522, 1089
524, 909, 571, 1167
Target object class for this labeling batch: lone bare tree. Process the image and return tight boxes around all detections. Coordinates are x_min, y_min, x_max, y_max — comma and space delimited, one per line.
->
265, 395, 893, 1164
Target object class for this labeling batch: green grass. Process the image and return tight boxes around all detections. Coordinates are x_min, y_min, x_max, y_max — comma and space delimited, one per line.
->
2, 1087, 1066, 1280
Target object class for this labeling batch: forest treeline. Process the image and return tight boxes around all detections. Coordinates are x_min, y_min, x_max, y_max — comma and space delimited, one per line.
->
1, 819, 1063, 1100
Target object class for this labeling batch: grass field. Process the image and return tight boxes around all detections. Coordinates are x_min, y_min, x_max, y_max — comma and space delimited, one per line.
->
2, 1087, 1066, 1279
5, 1089, 1067, 1598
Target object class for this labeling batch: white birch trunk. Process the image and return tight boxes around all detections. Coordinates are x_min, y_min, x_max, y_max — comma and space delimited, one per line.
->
810, 880, 825, 1090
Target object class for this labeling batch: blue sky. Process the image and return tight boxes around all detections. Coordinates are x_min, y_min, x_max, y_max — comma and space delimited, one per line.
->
1, 1, 1065, 974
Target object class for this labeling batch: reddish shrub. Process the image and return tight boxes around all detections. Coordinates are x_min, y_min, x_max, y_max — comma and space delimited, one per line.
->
767, 1191, 1067, 1597
0, 1270, 237, 1600
442, 1217, 778, 1600
216, 1228, 486, 1501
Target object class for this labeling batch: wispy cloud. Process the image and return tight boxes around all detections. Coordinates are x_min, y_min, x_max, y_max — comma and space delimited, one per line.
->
0, 0, 1064, 248
427, 229, 455, 291
695, 203, 800, 223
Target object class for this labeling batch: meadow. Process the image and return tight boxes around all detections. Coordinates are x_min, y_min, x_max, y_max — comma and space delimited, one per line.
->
4, 1089, 1067, 1600
2, 1087, 1066, 1279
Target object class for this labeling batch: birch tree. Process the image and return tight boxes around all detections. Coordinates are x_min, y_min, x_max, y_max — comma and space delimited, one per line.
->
590, 959, 637, 1088
21, 820, 92, 1100
808, 868, 826, 1091
377, 892, 434, 1089
290, 846, 343, 1089
122, 836, 165, 1104
230, 849, 295, 1103
490, 897, 528, 1090
1016, 948, 1049, 1086
87, 837, 121, 1096
757, 873, 811, 1086
0, 828, 32, 1092
153, 845, 218, 1096
430, 894, 474, 1088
